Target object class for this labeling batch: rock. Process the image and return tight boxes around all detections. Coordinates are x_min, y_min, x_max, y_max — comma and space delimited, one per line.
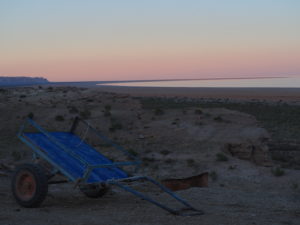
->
223, 142, 272, 166
138, 134, 145, 139
222, 127, 273, 166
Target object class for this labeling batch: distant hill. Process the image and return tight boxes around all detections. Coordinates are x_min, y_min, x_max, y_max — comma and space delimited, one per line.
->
0, 76, 49, 86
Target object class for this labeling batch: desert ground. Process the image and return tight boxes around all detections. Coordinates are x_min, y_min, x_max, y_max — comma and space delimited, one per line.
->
0, 85, 300, 225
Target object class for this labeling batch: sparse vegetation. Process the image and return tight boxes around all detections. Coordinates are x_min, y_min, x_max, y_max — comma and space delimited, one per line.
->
272, 167, 285, 177
97, 143, 112, 148
104, 104, 111, 111
195, 121, 203, 126
139, 97, 300, 143
210, 171, 218, 181
271, 154, 288, 162
104, 111, 111, 117
109, 118, 123, 132
204, 113, 211, 117
165, 159, 173, 164
103, 104, 111, 117
142, 157, 155, 162
228, 165, 237, 170
216, 152, 229, 161
80, 109, 91, 119
186, 158, 195, 167
160, 150, 170, 155
69, 106, 79, 114
27, 112, 34, 119
171, 118, 179, 125
55, 115, 65, 121
194, 109, 203, 114
127, 148, 138, 156
109, 124, 122, 132
291, 183, 298, 190
154, 108, 164, 115
11, 151, 22, 161
214, 116, 224, 122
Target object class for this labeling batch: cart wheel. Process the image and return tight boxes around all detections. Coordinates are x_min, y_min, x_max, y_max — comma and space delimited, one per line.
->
11, 163, 48, 207
80, 184, 109, 198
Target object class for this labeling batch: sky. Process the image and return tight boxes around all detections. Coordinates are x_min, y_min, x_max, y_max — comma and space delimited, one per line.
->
0, 0, 299, 82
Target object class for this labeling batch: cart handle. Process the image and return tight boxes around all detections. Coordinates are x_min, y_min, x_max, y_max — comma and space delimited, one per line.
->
109, 176, 204, 216
70, 117, 141, 163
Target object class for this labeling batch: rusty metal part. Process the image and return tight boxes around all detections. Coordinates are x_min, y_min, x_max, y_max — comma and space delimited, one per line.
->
161, 172, 208, 191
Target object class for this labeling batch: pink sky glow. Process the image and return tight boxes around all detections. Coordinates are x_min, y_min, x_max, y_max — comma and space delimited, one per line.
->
1, 1, 299, 82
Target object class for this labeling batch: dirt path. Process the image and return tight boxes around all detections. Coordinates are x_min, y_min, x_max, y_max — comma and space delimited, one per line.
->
1, 175, 299, 225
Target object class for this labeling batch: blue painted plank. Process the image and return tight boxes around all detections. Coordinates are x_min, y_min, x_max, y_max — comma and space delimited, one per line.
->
23, 132, 128, 183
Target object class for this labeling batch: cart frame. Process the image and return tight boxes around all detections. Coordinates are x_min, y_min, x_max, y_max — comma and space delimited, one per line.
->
16, 117, 203, 216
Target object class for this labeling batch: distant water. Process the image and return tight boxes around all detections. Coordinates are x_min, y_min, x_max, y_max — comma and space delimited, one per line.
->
99, 77, 300, 88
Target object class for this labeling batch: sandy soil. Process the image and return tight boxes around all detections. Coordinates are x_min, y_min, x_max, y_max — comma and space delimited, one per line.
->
0, 86, 299, 225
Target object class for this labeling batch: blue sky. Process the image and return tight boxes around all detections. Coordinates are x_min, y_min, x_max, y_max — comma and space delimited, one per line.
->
1, 0, 299, 81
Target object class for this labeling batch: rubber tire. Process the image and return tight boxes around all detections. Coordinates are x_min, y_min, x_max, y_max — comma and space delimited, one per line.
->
80, 184, 109, 198
11, 163, 48, 208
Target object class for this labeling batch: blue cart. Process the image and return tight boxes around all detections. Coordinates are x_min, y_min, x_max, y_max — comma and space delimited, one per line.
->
12, 117, 203, 216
